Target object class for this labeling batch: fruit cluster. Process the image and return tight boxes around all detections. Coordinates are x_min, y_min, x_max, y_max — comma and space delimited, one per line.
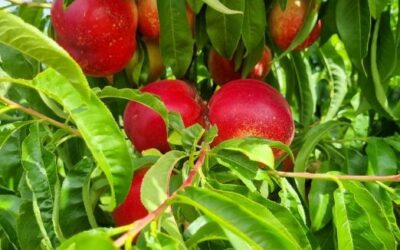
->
50, 0, 322, 228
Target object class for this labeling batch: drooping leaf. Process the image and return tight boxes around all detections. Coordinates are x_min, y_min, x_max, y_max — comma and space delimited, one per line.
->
176, 187, 312, 250
16, 201, 44, 250
202, 0, 243, 15
141, 151, 187, 211
59, 158, 95, 238
366, 138, 397, 176
96, 86, 169, 124
368, 0, 391, 19
0, 10, 89, 94
291, 53, 315, 128
333, 188, 386, 250
242, 0, 266, 54
279, 178, 307, 225
308, 168, 337, 231
206, 0, 245, 58
369, 17, 397, 119
21, 124, 61, 247
158, 0, 194, 78
57, 231, 117, 250
294, 121, 342, 199
0, 121, 34, 150
320, 38, 348, 121
0, 195, 21, 250
17, 69, 135, 208
184, 216, 227, 247
336, 0, 371, 72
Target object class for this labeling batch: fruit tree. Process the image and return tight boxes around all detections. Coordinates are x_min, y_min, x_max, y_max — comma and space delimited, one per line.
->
0, 0, 399, 249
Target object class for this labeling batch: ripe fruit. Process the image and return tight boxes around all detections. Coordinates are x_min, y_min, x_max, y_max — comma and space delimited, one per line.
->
208, 47, 272, 86
124, 80, 205, 153
113, 168, 148, 226
51, 0, 138, 76
138, 0, 195, 40
268, 0, 322, 50
208, 79, 294, 157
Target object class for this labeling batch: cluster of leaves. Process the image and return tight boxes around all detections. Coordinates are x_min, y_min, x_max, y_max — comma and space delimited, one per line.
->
0, 0, 399, 249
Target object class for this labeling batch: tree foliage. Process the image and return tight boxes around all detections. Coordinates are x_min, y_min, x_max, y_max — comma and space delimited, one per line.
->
0, 0, 399, 249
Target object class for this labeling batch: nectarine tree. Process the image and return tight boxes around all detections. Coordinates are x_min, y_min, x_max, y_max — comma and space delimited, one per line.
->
0, 0, 399, 249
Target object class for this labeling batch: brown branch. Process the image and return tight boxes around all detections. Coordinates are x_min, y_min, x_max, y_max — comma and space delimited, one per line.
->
270, 170, 400, 182
5, 0, 51, 8
113, 147, 209, 248
0, 96, 81, 137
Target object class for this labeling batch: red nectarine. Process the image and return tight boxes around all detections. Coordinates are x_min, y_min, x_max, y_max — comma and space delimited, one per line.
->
208, 47, 272, 86
51, 0, 138, 76
268, 0, 321, 50
124, 80, 205, 153
113, 168, 148, 226
208, 79, 294, 157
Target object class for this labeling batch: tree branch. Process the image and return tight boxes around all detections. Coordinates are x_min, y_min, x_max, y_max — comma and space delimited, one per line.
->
0, 96, 81, 137
113, 147, 209, 248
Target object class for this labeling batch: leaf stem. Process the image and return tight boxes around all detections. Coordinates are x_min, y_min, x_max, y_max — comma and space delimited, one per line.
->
5, 0, 51, 8
0, 96, 81, 137
269, 170, 400, 182
113, 147, 209, 248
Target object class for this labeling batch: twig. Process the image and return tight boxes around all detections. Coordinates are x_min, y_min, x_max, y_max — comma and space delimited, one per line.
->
113, 147, 209, 248
270, 170, 400, 182
0, 96, 81, 137
5, 0, 51, 8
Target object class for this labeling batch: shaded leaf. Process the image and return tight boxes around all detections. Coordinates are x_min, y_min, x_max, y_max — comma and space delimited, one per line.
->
206, 0, 245, 58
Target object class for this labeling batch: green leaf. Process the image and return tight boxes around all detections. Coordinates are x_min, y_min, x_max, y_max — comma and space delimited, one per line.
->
279, 178, 307, 225
294, 121, 342, 199
320, 39, 348, 121
242, 0, 266, 53
96, 86, 169, 124
308, 166, 338, 231
212, 137, 276, 169
366, 138, 397, 176
0, 121, 34, 150
16, 201, 44, 250
0, 44, 39, 79
181, 124, 205, 153
141, 151, 186, 211
22, 69, 135, 208
202, 0, 243, 14
176, 187, 312, 250
184, 216, 227, 247
22, 124, 61, 247
59, 158, 95, 238
0, 195, 21, 250
57, 231, 117, 250
368, 0, 391, 19
0, 10, 89, 95
333, 188, 386, 250
291, 53, 315, 128
206, 0, 245, 58
340, 182, 396, 249
158, 0, 194, 78
336, 0, 371, 72
369, 15, 397, 120
377, 11, 397, 83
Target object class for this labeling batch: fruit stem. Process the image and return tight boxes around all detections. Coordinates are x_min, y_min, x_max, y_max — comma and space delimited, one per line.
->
270, 170, 400, 182
5, 0, 51, 8
0, 96, 81, 137
113, 147, 209, 248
